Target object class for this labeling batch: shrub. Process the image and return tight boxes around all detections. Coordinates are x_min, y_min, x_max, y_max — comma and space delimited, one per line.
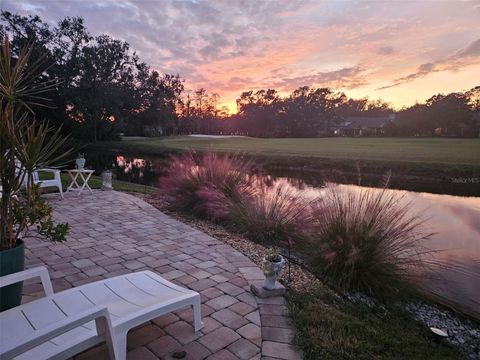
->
229, 181, 312, 248
159, 152, 254, 219
305, 185, 432, 297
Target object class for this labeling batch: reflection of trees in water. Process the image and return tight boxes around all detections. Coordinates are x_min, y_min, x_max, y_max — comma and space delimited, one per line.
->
86, 152, 159, 185
115, 156, 157, 185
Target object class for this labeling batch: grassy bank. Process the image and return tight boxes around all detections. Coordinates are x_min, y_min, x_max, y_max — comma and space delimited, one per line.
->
151, 151, 475, 358
287, 286, 460, 360
39, 173, 158, 195
93, 136, 480, 196
99, 136, 480, 166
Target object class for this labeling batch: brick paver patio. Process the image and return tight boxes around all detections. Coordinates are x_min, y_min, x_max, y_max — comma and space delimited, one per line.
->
22, 190, 302, 360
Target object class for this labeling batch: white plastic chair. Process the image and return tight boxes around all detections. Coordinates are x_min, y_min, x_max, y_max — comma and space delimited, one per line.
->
31, 168, 64, 198
14, 159, 64, 198
0, 267, 116, 360
0, 267, 203, 360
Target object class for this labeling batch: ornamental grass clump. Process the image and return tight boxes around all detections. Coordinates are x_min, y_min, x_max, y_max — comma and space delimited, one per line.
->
229, 182, 312, 248
305, 185, 433, 297
159, 152, 254, 219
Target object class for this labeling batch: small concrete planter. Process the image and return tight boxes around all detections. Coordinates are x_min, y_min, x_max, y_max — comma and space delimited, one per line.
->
262, 255, 285, 290
102, 170, 113, 190
75, 157, 86, 170
251, 255, 287, 298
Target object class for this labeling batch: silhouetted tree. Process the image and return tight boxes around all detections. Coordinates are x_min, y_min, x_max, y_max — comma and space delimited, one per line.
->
425, 92, 474, 136
236, 89, 282, 137
1, 12, 184, 141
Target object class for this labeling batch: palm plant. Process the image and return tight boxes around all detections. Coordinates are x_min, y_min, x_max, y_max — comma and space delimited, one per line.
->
0, 35, 71, 251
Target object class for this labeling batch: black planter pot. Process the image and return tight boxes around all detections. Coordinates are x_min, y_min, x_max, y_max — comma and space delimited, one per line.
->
0, 240, 25, 311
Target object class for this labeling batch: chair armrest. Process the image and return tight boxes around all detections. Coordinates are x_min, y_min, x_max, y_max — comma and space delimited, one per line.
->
0, 266, 53, 296
34, 168, 62, 182
0, 305, 114, 359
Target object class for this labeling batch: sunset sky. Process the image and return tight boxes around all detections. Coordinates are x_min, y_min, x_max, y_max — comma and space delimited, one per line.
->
3, 0, 480, 113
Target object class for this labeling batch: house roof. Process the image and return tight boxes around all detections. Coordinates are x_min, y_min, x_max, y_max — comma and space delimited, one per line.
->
341, 116, 390, 129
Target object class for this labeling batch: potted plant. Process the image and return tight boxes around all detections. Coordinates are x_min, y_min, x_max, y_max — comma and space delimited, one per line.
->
0, 36, 71, 310
76, 153, 86, 170
262, 248, 285, 290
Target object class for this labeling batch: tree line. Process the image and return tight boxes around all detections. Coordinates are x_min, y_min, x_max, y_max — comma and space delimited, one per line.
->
180, 86, 479, 138
1, 12, 183, 142
2, 12, 479, 141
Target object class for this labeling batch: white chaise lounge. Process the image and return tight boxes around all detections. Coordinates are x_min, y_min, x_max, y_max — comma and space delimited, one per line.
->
0, 267, 203, 360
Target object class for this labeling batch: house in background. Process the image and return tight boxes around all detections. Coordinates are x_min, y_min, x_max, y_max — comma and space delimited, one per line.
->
433, 111, 480, 137
433, 122, 474, 137
334, 114, 394, 136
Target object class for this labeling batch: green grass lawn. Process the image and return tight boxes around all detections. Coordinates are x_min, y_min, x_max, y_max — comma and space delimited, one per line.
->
38, 172, 157, 195
104, 136, 480, 166
287, 286, 461, 360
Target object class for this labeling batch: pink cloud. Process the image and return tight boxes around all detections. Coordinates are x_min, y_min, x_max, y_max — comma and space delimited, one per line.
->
379, 37, 480, 89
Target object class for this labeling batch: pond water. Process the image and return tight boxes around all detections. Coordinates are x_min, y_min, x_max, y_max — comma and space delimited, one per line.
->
85, 152, 480, 319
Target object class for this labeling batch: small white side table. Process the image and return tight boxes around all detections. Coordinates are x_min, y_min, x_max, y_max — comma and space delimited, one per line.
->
66, 169, 94, 195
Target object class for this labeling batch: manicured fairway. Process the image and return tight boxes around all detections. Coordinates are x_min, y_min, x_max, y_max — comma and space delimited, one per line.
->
109, 136, 480, 166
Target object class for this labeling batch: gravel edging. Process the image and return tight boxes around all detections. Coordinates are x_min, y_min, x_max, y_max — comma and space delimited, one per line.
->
347, 292, 480, 359
133, 192, 321, 293
406, 302, 480, 359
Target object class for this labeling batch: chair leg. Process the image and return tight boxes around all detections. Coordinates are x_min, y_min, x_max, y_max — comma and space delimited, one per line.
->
192, 296, 204, 332
103, 327, 117, 360
96, 316, 119, 360
112, 330, 128, 360
54, 171, 64, 199
58, 183, 64, 199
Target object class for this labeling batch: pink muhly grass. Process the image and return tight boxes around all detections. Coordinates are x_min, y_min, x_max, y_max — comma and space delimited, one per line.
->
305, 185, 434, 297
159, 152, 254, 219
229, 182, 313, 247
195, 185, 230, 220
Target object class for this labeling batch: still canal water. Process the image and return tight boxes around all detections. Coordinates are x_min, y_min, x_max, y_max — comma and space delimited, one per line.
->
86, 152, 480, 318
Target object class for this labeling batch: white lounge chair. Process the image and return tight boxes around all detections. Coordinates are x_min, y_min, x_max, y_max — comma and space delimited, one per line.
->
0, 267, 203, 360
